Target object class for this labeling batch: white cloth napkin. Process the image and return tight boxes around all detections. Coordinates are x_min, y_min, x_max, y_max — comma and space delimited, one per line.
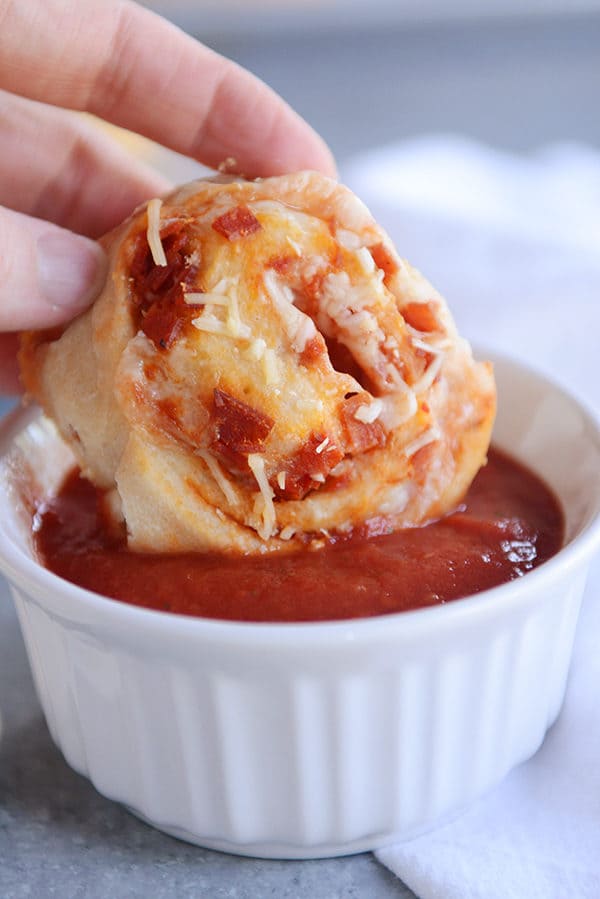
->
342, 137, 600, 899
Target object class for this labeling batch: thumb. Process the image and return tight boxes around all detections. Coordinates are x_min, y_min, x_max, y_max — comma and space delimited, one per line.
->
0, 205, 107, 331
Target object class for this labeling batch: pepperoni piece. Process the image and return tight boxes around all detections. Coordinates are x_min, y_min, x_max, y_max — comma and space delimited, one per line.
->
212, 206, 262, 241
277, 433, 344, 501
299, 334, 326, 367
402, 301, 441, 333
129, 221, 199, 350
141, 299, 187, 350
130, 220, 188, 290
369, 242, 398, 279
340, 394, 386, 455
211, 389, 274, 459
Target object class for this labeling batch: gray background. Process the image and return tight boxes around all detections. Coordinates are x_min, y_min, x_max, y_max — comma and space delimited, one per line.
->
205, 11, 600, 165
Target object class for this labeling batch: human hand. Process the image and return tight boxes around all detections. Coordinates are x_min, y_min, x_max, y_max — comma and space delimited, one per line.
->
0, 0, 335, 392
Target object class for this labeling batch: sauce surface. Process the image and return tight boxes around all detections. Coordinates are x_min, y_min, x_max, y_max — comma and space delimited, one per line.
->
34, 448, 564, 622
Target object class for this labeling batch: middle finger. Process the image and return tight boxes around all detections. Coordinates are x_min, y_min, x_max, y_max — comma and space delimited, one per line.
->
0, 90, 170, 238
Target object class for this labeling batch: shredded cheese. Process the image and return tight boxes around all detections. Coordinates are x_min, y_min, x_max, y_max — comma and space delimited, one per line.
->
279, 525, 296, 541
412, 354, 444, 395
404, 426, 441, 458
356, 246, 376, 274
146, 198, 167, 267
196, 449, 238, 506
187, 276, 252, 339
211, 277, 231, 294
292, 316, 317, 353
263, 269, 316, 353
335, 228, 362, 250
191, 311, 251, 340
227, 292, 244, 337
186, 278, 233, 305
315, 437, 330, 454
249, 338, 267, 361
379, 389, 418, 429
353, 399, 383, 424
191, 315, 229, 335
184, 292, 230, 306
262, 348, 278, 385
248, 453, 276, 540
276, 471, 286, 491
406, 323, 452, 347
411, 336, 440, 354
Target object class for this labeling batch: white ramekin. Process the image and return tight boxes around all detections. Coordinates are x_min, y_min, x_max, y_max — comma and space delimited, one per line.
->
1, 352, 600, 859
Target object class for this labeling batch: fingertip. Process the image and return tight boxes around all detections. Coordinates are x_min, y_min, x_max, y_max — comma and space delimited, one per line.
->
190, 58, 338, 181
308, 138, 338, 181
277, 121, 338, 181
323, 150, 339, 181
256, 112, 338, 180
36, 231, 107, 317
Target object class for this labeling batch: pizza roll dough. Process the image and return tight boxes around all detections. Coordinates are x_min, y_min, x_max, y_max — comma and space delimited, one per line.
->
20, 172, 496, 554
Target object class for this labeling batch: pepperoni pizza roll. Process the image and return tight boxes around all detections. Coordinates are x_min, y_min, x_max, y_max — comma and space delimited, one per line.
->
20, 172, 496, 554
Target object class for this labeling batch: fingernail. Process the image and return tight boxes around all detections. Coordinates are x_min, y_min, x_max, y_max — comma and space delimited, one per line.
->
37, 231, 107, 311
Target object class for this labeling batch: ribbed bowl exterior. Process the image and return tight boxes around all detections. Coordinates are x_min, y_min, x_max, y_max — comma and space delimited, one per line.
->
10, 566, 586, 858
2, 352, 600, 858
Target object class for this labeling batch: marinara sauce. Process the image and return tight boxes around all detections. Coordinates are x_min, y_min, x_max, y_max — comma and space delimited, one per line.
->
34, 448, 563, 622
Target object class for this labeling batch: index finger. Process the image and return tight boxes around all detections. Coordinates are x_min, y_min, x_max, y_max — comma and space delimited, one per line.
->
0, 0, 336, 179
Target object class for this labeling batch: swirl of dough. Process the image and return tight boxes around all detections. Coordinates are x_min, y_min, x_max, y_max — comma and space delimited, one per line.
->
20, 172, 495, 553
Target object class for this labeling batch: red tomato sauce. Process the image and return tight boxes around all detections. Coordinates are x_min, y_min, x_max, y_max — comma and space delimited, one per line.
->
33, 448, 564, 622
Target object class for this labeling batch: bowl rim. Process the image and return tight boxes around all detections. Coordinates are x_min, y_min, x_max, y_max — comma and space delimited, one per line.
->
1, 348, 600, 649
